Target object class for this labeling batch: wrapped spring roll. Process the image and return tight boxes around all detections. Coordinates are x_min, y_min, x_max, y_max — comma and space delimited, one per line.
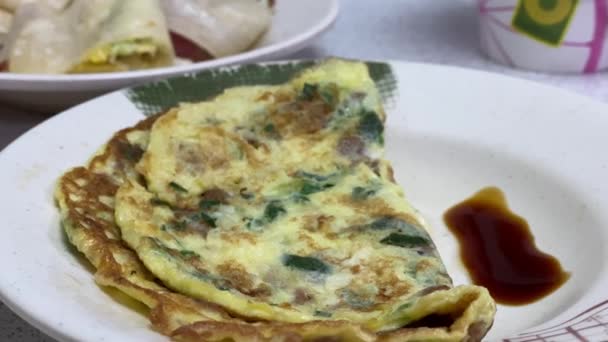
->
0, 8, 10, 37
0, 0, 66, 54
161, 0, 272, 58
4, 0, 174, 73
0, 0, 20, 12
0, 0, 69, 12
0, 8, 12, 68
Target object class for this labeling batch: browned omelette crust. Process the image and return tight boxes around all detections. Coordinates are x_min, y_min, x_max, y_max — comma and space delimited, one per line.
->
56, 111, 494, 341
56, 113, 235, 334
171, 285, 492, 341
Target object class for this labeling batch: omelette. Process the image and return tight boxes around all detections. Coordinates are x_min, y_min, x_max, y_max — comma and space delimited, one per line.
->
56, 59, 496, 341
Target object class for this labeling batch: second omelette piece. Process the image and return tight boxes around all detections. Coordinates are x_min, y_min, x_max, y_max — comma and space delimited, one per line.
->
115, 59, 496, 339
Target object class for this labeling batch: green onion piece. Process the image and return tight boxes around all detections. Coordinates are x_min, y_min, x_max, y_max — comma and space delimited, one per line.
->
314, 310, 333, 317
299, 83, 318, 101
199, 199, 220, 210
169, 182, 188, 193
264, 201, 286, 222
380, 233, 428, 248
358, 110, 384, 144
352, 186, 376, 200
150, 198, 171, 207
283, 254, 330, 273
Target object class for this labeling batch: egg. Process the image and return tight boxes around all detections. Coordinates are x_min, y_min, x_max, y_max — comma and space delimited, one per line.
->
114, 59, 495, 332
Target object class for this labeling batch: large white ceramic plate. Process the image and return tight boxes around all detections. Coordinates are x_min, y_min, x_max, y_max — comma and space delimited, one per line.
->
0, 60, 607, 341
0, 0, 338, 112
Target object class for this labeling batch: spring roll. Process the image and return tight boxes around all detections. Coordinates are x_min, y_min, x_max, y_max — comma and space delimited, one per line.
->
0, 9, 11, 66
0, 0, 69, 12
0, 8, 10, 34
5, 0, 174, 74
0, 0, 20, 12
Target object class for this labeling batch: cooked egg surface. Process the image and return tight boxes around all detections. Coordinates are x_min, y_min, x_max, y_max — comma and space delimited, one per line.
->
115, 60, 454, 330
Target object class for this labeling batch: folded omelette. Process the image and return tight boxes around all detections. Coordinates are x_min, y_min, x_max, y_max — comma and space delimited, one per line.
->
56, 59, 496, 341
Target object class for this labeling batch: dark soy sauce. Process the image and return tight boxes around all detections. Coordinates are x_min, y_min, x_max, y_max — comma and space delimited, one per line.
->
443, 187, 570, 305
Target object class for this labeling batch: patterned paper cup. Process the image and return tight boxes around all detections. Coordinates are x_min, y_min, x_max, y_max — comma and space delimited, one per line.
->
479, 0, 608, 73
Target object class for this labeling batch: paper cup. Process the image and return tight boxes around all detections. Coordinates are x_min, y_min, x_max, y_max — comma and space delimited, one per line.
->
478, 0, 608, 73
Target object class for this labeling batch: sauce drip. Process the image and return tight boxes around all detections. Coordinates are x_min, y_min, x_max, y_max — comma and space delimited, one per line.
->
443, 187, 570, 305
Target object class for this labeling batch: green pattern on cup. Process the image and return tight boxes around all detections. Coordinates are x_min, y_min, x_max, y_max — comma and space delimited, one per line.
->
512, 0, 579, 46
125, 60, 398, 116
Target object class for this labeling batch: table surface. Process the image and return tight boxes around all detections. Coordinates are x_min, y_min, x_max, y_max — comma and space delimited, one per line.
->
2, 0, 608, 340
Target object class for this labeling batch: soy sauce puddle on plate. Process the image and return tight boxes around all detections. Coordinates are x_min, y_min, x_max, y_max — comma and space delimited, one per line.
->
444, 187, 570, 305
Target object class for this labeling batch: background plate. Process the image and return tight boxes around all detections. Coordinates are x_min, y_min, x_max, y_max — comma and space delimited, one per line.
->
0, 60, 606, 341
0, 0, 339, 112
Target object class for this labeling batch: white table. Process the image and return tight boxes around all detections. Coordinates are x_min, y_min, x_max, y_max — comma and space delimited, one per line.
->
1, 0, 607, 340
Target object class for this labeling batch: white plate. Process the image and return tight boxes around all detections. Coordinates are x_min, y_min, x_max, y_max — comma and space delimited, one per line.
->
0, 60, 607, 341
0, 0, 339, 112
